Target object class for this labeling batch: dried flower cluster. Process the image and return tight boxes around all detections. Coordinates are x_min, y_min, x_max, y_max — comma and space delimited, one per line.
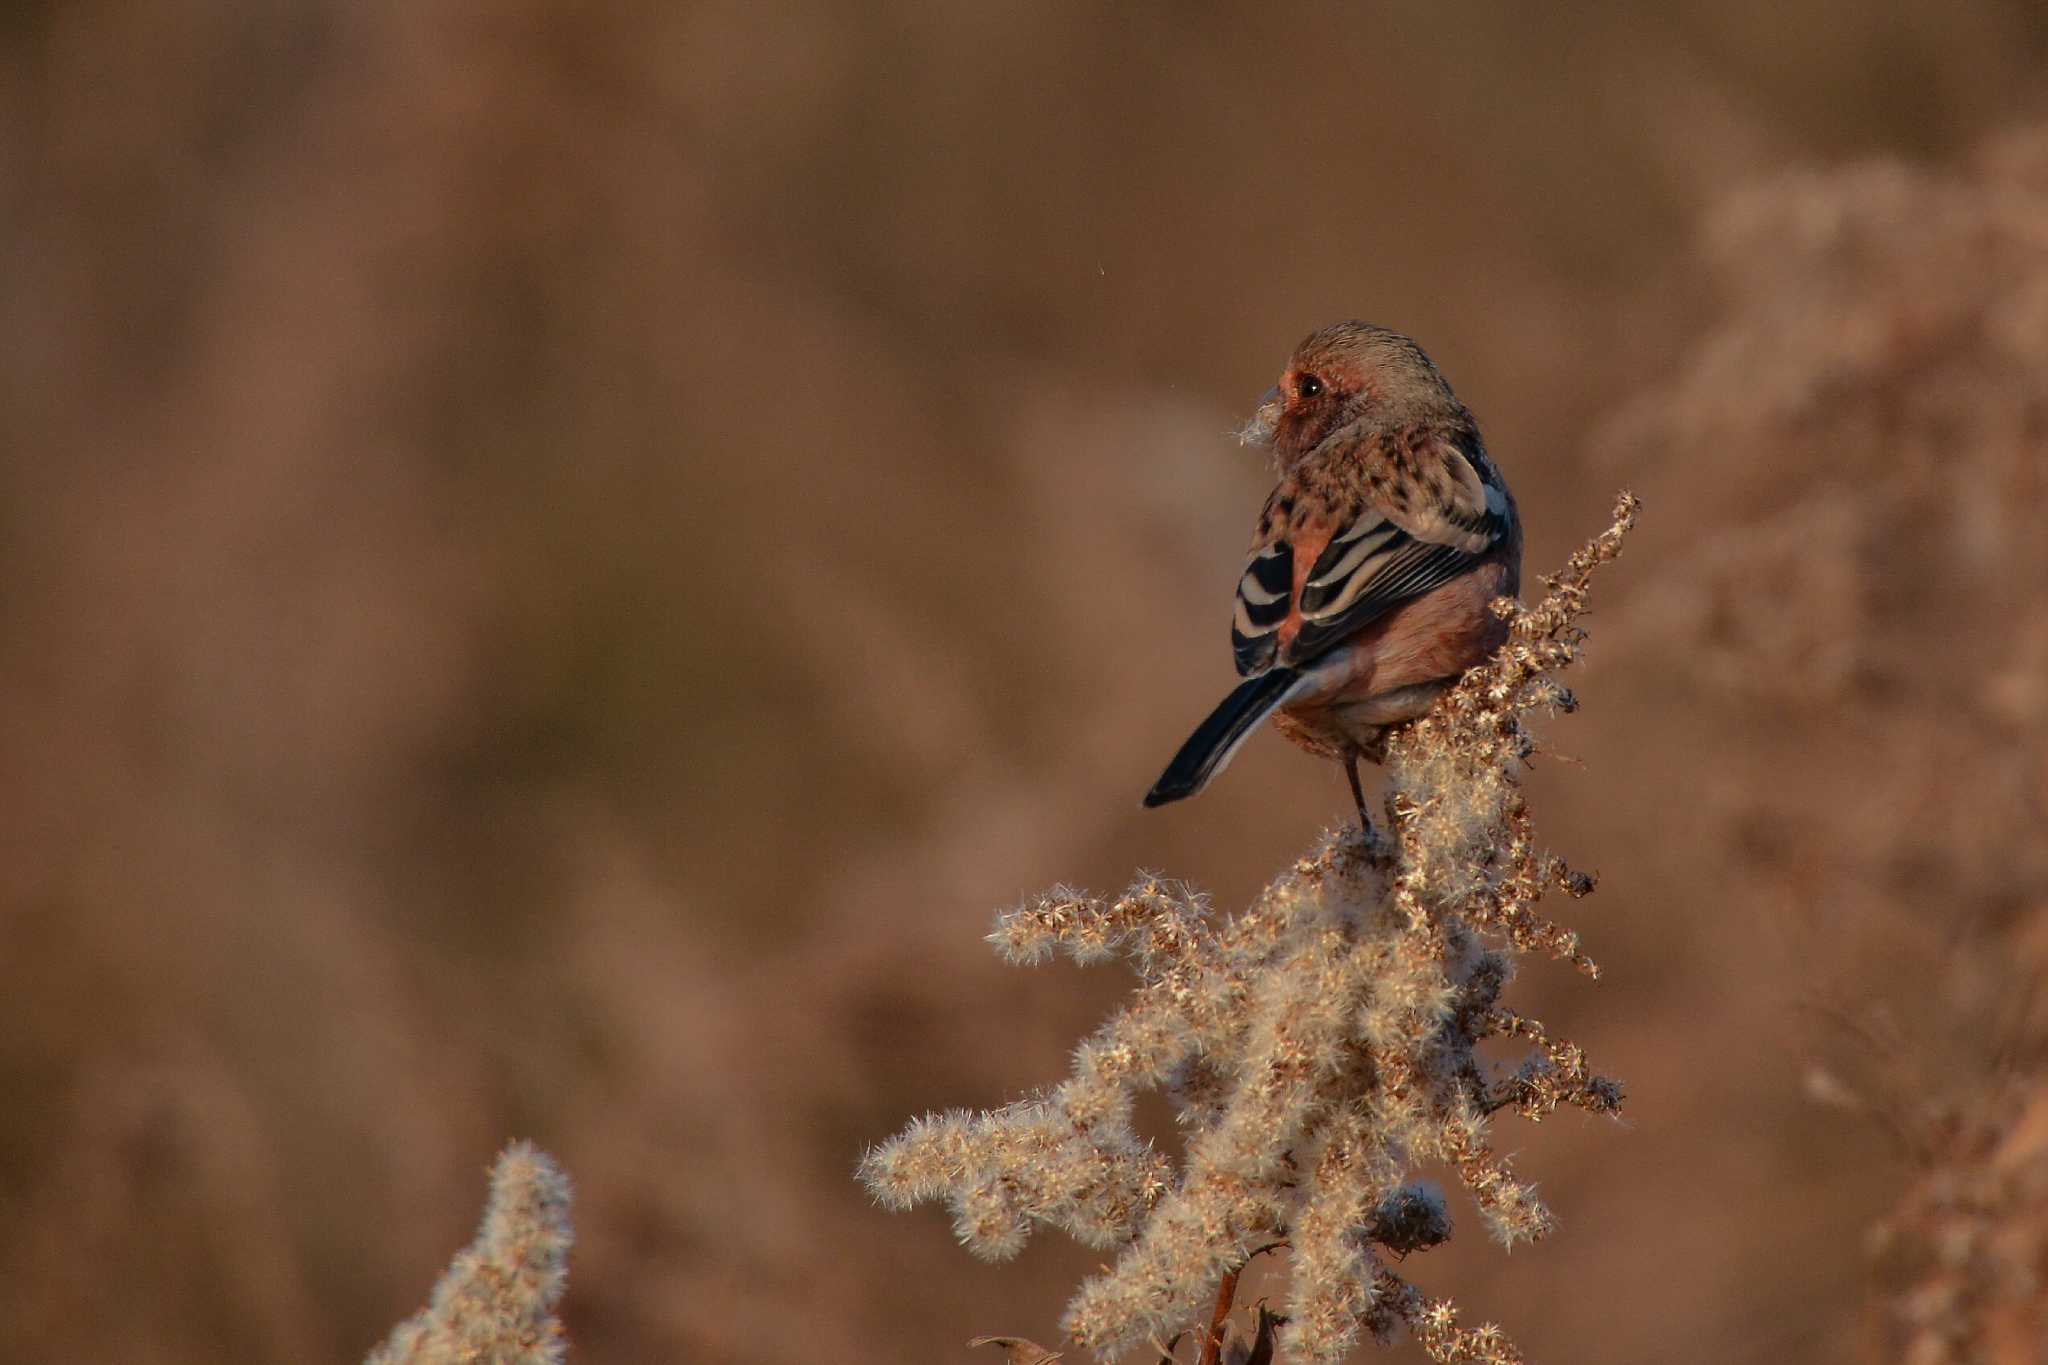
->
365, 1142, 574, 1365
861, 496, 1637, 1362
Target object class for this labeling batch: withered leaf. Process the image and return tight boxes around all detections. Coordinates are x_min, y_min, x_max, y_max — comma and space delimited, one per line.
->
967, 1334, 1064, 1364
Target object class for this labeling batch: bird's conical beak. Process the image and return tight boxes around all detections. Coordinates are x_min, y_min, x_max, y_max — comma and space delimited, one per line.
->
1239, 386, 1282, 446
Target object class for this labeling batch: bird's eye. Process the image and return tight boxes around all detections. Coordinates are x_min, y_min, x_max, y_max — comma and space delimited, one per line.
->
1296, 374, 1324, 399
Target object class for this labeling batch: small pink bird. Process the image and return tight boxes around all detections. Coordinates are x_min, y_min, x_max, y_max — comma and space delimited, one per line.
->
1145, 323, 1521, 822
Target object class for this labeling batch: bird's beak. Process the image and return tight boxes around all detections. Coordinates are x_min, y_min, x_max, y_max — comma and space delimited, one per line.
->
1239, 386, 1282, 446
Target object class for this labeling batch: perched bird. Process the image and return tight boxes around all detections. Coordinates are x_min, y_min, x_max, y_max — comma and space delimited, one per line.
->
1144, 323, 1521, 822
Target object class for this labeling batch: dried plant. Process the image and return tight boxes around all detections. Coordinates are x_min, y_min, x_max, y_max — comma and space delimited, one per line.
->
1865, 1085, 2048, 1365
970, 1335, 1069, 1364
1601, 124, 2048, 719
1592, 120, 2048, 1365
861, 496, 1637, 1362
365, 1142, 574, 1365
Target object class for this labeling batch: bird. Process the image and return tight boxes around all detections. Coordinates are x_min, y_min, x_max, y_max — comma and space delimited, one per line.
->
1143, 322, 1521, 826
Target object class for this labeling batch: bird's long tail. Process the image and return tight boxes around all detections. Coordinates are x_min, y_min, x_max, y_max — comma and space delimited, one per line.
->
1143, 667, 1307, 807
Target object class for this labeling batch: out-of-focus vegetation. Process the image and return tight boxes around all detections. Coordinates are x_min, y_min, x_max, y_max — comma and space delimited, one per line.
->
1, 4, 2045, 1362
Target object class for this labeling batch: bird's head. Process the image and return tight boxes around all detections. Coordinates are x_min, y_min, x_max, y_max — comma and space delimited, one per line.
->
1239, 322, 1462, 466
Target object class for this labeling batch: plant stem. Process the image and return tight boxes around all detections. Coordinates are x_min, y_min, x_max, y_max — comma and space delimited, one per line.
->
1197, 1263, 1242, 1365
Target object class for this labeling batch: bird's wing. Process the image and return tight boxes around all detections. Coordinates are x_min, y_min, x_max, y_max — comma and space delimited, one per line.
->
1230, 426, 1514, 675
1229, 537, 1294, 674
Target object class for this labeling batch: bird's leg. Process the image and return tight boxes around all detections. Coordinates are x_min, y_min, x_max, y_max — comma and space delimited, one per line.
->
1344, 755, 1373, 839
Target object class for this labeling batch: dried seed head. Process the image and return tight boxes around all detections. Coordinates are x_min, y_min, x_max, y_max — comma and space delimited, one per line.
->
863, 500, 1637, 1361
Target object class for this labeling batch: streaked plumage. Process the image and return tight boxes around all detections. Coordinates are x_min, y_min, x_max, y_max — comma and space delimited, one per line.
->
1146, 323, 1521, 814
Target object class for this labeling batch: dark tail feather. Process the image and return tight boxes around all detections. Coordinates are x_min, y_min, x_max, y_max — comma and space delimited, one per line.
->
1143, 668, 1304, 808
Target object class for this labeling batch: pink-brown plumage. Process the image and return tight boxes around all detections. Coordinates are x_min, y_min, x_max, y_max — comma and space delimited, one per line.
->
1145, 323, 1522, 815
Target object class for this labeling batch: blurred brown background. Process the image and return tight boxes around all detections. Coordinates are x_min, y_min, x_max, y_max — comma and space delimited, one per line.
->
4, 3, 2047, 1362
